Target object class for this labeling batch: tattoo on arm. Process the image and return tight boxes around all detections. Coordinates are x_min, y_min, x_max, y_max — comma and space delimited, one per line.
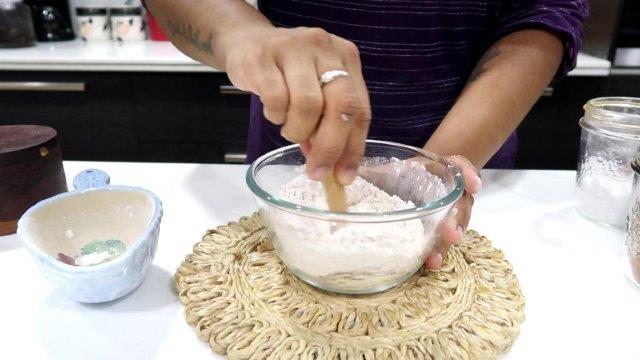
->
165, 19, 213, 55
467, 48, 501, 83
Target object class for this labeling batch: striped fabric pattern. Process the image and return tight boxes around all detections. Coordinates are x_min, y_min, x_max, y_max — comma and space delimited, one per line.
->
247, 0, 588, 168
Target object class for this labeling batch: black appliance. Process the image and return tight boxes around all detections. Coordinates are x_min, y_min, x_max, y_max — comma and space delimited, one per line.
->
24, 0, 74, 41
0, 0, 37, 47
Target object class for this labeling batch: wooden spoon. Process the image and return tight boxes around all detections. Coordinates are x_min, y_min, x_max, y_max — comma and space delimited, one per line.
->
321, 166, 347, 212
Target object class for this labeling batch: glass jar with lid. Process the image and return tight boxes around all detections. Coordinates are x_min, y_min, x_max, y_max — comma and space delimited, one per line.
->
577, 97, 640, 228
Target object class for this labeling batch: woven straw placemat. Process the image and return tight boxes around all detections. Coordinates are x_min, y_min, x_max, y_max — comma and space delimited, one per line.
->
175, 213, 525, 360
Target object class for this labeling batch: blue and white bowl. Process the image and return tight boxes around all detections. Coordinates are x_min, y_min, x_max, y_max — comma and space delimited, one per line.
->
17, 169, 163, 303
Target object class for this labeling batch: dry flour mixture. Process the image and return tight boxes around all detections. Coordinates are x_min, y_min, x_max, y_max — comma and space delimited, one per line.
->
271, 173, 445, 290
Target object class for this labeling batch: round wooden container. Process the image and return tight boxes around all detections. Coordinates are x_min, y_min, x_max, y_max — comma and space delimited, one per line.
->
0, 125, 68, 235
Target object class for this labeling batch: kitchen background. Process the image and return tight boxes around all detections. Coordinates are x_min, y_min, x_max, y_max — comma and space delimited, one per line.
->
0, 0, 638, 169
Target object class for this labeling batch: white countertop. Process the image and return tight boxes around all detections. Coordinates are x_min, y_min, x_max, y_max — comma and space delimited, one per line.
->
1, 162, 638, 359
0, 40, 219, 72
0, 39, 611, 76
572, 52, 612, 76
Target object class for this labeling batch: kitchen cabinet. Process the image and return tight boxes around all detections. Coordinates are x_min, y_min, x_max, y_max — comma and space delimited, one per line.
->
0, 71, 138, 161
0, 71, 251, 163
131, 73, 250, 163
604, 75, 640, 97
515, 77, 608, 170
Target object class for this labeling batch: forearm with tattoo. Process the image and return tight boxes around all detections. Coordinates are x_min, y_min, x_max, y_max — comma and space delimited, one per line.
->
425, 29, 563, 167
467, 48, 501, 83
165, 19, 213, 56
145, 0, 273, 69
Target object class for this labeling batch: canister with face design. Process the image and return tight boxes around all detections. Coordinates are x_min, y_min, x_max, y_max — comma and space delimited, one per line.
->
76, 7, 110, 41
110, 5, 145, 42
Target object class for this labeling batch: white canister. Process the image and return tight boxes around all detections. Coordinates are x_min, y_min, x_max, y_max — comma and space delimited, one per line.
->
76, 7, 110, 41
110, 6, 146, 42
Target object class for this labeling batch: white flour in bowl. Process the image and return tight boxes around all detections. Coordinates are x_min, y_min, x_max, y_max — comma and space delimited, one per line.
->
268, 172, 445, 292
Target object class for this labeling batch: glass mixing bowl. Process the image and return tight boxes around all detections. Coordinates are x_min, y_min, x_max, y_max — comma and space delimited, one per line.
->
246, 140, 464, 294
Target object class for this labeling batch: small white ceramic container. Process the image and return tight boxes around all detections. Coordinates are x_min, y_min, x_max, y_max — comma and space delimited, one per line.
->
76, 7, 111, 41
17, 169, 162, 303
110, 6, 146, 42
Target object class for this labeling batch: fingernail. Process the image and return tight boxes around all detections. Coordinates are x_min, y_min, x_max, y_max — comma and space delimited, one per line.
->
338, 169, 357, 185
454, 226, 463, 245
309, 166, 328, 181
449, 207, 459, 219
474, 176, 483, 193
434, 252, 443, 267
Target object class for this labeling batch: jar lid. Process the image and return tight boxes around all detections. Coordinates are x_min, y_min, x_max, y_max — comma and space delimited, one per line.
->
110, 6, 142, 15
581, 97, 640, 141
0, 125, 59, 165
76, 7, 108, 16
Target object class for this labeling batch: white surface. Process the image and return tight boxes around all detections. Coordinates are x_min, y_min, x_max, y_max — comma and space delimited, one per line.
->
0, 39, 610, 75
614, 48, 640, 68
1, 162, 639, 359
0, 40, 221, 72
570, 52, 611, 76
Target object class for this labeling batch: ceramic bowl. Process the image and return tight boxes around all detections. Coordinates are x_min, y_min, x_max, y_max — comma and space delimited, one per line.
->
17, 169, 163, 303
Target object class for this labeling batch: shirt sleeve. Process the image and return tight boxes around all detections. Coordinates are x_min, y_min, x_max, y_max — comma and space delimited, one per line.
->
496, 0, 589, 80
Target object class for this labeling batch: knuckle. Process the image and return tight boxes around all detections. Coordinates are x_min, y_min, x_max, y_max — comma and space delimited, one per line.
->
340, 40, 360, 63
266, 34, 291, 51
280, 125, 304, 143
336, 96, 371, 127
301, 27, 330, 46
262, 95, 286, 122
290, 135, 307, 144
291, 91, 323, 112
263, 108, 284, 125
261, 89, 288, 109
316, 144, 343, 162
357, 105, 372, 125
336, 94, 360, 114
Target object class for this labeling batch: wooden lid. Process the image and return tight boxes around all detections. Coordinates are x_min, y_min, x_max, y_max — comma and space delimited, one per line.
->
0, 125, 59, 165
0, 125, 57, 153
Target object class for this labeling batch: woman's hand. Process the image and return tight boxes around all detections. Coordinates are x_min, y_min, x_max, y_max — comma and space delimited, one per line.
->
424, 155, 481, 269
358, 154, 481, 270
221, 26, 372, 185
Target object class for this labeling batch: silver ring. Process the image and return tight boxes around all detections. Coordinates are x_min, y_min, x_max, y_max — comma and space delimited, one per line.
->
320, 70, 349, 86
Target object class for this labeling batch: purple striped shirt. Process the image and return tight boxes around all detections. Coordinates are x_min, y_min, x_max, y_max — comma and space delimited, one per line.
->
246, 0, 588, 168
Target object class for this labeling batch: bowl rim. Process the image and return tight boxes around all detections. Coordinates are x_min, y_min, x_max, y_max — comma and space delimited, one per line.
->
246, 140, 465, 221
17, 185, 163, 274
